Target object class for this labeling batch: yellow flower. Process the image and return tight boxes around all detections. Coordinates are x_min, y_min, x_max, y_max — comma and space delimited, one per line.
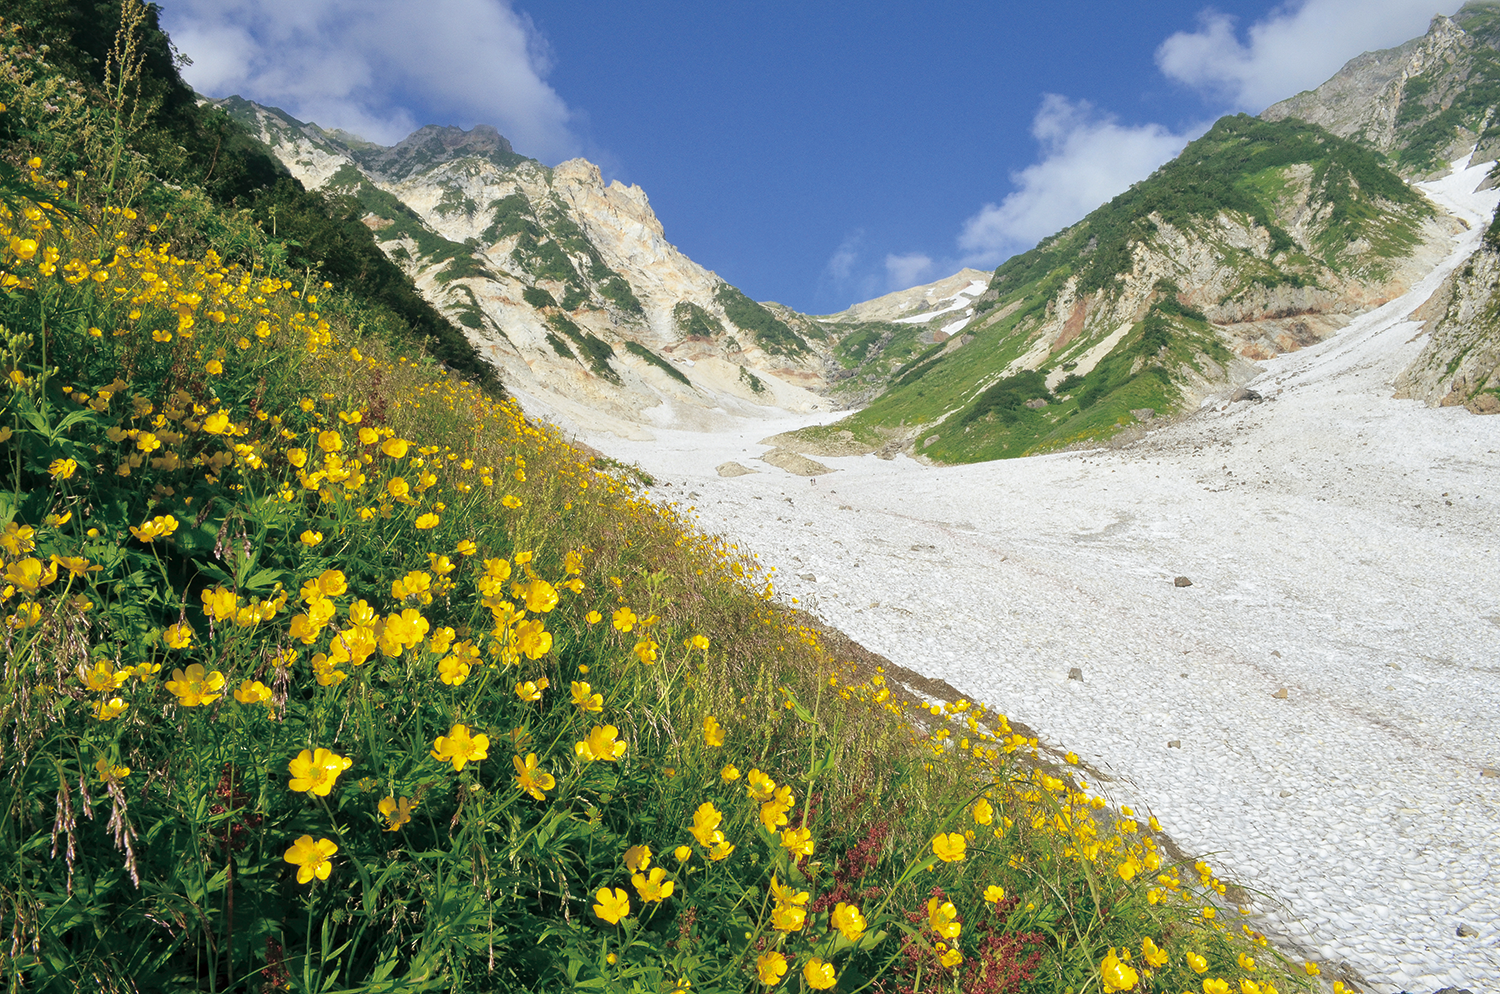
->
381, 437, 409, 458
779, 826, 813, 861
755, 951, 788, 986
702, 714, 725, 747
720, 763, 740, 782
938, 943, 963, 968
574, 724, 626, 762
514, 677, 548, 702
94, 756, 131, 782
358, 426, 379, 445
166, 664, 226, 706
432, 723, 489, 771
984, 884, 1006, 904
455, 539, 477, 556
233, 679, 272, 705
94, 697, 129, 721
206, 359, 223, 375
287, 747, 351, 796
437, 654, 471, 685
201, 586, 239, 620
831, 901, 866, 941
688, 801, 724, 848
759, 785, 794, 830
501, 494, 521, 509
202, 411, 232, 434
386, 477, 410, 500
283, 835, 338, 884
414, 513, 439, 530
379, 795, 415, 831
927, 898, 961, 940
708, 839, 734, 861
802, 957, 836, 990
1204, 980, 1230, 994
163, 622, 193, 649
570, 680, 603, 712
611, 606, 636, 632
932, 832, 966, 863
632, 866, 674, 903
593, 887, 630, 924
689, 633, 709, 651
1302, 963, 1321, 977
674, 845, 692, 862
513, 753, 555, 800
1186, 951, 1209, 973
746, 768, 776, 801
632, 638, 658, 664
130, 514, 179, 543
1142, 937, 1168, 969
585, 610, 602, 624
623, 844, 652, 873
78, 658, 130, 692
317, 430, 343, 453
770, 902, 806, 932
299, 529, 323, 546
47, 458, 77, 480
522, 579, 558, 613
972, 796, 994, 826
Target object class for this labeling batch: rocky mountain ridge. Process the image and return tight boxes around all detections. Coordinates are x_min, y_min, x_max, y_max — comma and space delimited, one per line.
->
211, 97, 838, 436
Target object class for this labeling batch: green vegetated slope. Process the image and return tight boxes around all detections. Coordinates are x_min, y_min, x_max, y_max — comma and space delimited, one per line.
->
790, 114, 1431, 463
0, 1, 495, 386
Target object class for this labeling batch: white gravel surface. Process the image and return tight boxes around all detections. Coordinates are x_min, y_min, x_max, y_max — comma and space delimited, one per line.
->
521, 158, 1500, 993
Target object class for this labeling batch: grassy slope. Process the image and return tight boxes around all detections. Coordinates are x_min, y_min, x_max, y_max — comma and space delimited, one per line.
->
791, 115, 1429, 462
0, 6, 1328, 992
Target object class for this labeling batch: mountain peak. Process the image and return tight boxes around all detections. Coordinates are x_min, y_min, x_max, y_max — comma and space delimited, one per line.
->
350, 123, 531, 182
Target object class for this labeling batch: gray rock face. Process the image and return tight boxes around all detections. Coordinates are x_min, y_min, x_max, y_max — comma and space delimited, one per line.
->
1395, 245, 1500, 414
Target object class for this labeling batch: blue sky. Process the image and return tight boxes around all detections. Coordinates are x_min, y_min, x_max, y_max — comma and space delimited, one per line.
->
161, 0, 1460, 313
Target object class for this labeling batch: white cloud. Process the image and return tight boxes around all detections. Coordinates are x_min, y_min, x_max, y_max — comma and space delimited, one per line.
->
884, 253, 935, 290
956, 95, 1197, 267
159, 0, 582, 161
1156, 0, 1462, 112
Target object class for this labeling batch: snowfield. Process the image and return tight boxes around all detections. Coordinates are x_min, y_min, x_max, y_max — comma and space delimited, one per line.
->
524, 158, 1500, 993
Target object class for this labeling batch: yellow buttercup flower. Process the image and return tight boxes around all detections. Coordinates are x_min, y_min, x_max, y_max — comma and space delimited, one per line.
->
94, 755, 131, 783
779, 826, 813, 862
623, 844, 651, 873
570, 680, 603, 712
984, 884, 1006, 904
379, 795, 415, 831
574, 724, 626, 762
831, 901, 866, 941
94, 697, 129, 721
287, 747, 351, 796
632, 866, 674, 903
611, 606, 636, 632
927, 897, 961, 939
802, 957, 836, 990
702, 714, 725, 747
688, 802, 723, 848
130, 513, 179, 542
512, 753, 555, 800
932, 831, 966, 863
593, 887, 629, 924
299, 529, 323, 546
414, 513, 439, 530
746, 768, 775, 801
755, 951, 788, 986
432, 723, 489, 771
166, 664, 226, 706
233, 679, 272, 705
47, 458, 77, 479
720, 763, 740, 782
1142, 937, 1169, 969
1186, 951, 1209, 973
283, 835, 338, 884
972, 796, 994, 825
163, 622, 193, 649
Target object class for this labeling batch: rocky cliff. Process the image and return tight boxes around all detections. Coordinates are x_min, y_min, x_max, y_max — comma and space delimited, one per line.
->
1263, 3, 1500, 175
210, 97, 837, 435
1395, 232, 1500, 413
